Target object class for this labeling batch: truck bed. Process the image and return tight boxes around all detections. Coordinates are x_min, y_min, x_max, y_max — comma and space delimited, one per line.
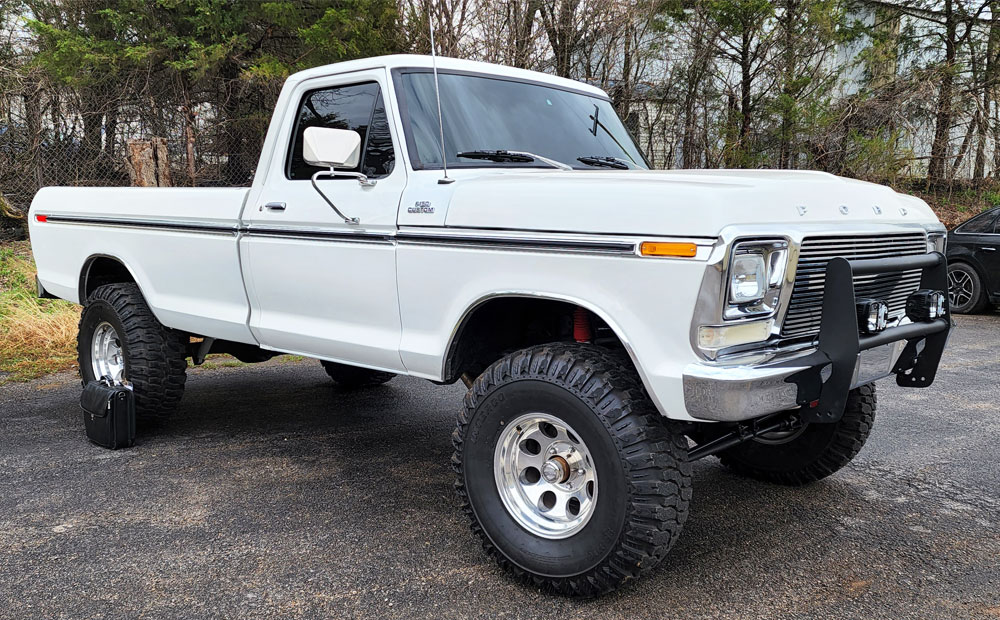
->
29, 186, 256, 344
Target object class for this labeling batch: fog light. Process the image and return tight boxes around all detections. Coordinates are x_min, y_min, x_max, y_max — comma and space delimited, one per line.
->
856, 299, 889, 334
906, 289, 946, 322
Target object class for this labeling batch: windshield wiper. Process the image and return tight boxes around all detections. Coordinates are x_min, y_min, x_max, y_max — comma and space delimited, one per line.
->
457, 150, 573, 171
458, 150, 535, 163
577, 155, 630, 170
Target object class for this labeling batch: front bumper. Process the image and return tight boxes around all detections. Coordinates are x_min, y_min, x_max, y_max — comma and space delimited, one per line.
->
683, 252, 950, 423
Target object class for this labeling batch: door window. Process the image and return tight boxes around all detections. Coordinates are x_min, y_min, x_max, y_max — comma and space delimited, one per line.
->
957, 210, 999, 234
286, 82, 396, 180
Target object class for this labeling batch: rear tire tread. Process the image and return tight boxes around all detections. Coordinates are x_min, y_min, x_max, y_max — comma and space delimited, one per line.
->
79, 283, 187, 421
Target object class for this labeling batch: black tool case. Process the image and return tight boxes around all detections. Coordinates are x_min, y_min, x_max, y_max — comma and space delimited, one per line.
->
80, 379, 135, 449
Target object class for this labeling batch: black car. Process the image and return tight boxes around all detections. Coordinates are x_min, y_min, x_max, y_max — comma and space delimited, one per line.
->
947, 206, 1000, 313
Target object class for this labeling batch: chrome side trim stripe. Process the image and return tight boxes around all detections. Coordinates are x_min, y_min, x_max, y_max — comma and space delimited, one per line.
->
395, 232, 636, 255
43, 214, 237, 236
245, 227, 394, 244
42, 215, 640, 254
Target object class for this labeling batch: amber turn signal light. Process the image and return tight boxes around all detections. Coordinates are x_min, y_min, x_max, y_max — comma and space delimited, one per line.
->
640, 241, 697, 258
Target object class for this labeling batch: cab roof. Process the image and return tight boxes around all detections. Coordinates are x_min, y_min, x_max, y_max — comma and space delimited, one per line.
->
285, 54, 609, 99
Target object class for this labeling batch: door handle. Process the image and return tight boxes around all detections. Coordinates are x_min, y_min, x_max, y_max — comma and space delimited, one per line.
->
262, 202, 286, 212
983, 246, 997, 252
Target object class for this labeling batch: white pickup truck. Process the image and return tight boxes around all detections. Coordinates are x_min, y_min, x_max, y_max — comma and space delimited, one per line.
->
30, 54, 952, 596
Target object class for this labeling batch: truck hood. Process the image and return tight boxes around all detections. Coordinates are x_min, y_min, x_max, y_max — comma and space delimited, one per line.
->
442, 169, 941, 238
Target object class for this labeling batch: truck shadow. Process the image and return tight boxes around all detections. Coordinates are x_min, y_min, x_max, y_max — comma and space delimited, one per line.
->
144, 365, 876, 590
47, 363, 896, 611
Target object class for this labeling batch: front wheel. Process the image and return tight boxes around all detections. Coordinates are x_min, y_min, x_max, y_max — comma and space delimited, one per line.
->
719, 383, 877, 486
948, 262, 987, 314
452, 344, 691, 596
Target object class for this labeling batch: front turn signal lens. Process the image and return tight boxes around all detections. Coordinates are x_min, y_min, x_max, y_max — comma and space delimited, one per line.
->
640, 241, 697, 257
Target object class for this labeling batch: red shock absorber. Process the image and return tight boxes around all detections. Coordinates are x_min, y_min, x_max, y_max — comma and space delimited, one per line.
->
573, 306, 592, 343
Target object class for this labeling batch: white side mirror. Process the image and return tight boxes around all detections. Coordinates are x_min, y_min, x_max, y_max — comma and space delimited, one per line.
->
303, 126, 362, 169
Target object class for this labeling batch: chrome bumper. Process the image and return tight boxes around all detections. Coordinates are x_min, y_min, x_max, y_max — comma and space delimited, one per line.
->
684, 252, 951, 423
683, 341, 905, 422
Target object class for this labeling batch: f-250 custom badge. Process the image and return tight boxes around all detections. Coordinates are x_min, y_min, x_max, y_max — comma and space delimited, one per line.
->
408, 201, 434, 214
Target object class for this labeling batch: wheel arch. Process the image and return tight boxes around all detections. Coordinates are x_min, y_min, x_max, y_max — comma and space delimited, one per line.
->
948, 257, 986, 279
442, 291, 646, 387
948, 257, 990, 311
79, 253, 141, 304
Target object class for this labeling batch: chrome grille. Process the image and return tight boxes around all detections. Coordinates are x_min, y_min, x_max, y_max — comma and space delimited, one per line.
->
780, 232, 927, 339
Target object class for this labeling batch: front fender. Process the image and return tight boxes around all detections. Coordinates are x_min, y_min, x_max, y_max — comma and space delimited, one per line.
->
395, 241, 710, 420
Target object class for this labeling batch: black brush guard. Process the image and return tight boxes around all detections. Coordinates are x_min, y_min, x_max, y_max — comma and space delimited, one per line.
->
779, 252, 951, 424
687, 252, 950, 462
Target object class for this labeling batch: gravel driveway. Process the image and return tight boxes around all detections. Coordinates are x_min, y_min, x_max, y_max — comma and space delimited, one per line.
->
1, 314, 998, 619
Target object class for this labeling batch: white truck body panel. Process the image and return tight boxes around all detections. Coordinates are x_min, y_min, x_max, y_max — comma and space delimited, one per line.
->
240, 66, 407, 371
30, 186, 254, 344
28, 54, 946, 422
441, 169, 938, 236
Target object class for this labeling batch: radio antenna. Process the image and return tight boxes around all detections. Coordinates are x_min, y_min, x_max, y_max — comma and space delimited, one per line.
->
428, 6, 454, 184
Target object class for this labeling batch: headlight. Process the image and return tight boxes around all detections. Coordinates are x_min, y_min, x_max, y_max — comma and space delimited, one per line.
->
927, 231, 946, 254
730, 254, 766, 303
725, 240, 788, 320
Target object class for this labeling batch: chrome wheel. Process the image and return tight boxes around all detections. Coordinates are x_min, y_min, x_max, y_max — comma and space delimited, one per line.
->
91, 321, 125, 384
494, 413, 598, 539
948, 268, 974, 308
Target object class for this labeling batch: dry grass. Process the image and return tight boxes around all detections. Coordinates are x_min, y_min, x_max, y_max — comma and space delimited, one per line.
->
0, 241, 80, 382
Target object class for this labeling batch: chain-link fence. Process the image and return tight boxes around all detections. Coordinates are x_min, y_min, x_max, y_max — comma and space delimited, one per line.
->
1, 53, 282, 241
0, 101, 271, 210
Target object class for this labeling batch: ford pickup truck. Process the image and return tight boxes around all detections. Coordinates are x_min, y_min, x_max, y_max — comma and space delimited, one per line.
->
29, 54, 951, 596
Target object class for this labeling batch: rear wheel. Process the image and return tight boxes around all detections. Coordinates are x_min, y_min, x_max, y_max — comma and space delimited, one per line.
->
452, 343, 691, 596
78, 283, 187, 422
948, 262, 987, 314
719, 383, 876, 486
320, 360, 395, 388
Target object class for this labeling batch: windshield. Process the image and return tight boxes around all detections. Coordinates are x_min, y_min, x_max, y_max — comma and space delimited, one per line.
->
394, 70, 649, 171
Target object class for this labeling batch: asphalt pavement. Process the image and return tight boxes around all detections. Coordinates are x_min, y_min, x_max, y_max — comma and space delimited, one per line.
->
1, 314, 998, 619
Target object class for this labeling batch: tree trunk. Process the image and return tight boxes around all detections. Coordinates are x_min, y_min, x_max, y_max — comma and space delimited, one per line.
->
540, 0, 581, 78
23, 81, 43, 189
974, 13, 998, 182
126, 138, 172, 187
739, 23, 753, 156
951, 115, 975, 179
80, 88, 104, 180
927, 0, 957, 186
778, 0, 796, 169
104, 106, 118, 159
511, 0, 541, 68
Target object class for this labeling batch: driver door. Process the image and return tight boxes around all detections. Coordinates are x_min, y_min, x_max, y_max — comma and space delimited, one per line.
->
241, 70, 406, 372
